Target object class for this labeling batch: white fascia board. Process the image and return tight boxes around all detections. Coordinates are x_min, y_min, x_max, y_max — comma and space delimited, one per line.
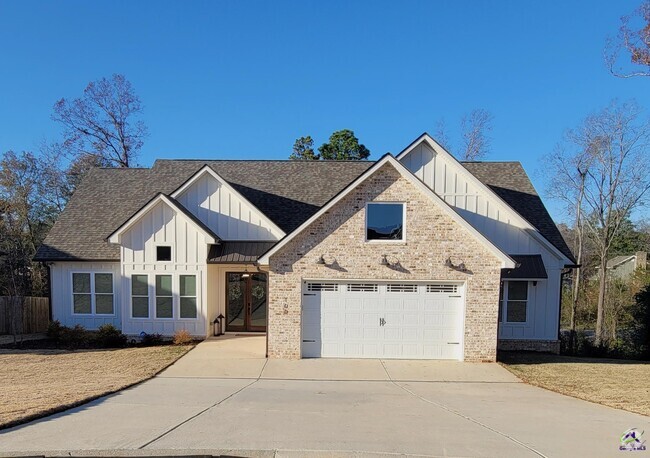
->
397, 133, 572, 264
170, 164, 286, 237
107, 194, 216, 245
258, 155, 515, 268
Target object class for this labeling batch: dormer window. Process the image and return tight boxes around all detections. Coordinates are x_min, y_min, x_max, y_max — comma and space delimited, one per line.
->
156, 246, 172, 261
366, 203, 405, 241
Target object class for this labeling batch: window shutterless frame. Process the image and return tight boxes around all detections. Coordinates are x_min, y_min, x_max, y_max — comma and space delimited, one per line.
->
155, 245, 173, 262
70, 271, 115, 316
130, 273, 151, 319
365, 202, 406, 242
499, 281, 529, 324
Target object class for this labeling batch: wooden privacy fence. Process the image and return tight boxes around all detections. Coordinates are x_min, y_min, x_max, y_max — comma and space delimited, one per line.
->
0, 297, 50, 335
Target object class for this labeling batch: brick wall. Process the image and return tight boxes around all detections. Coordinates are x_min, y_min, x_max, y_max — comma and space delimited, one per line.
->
268, 163, 504, 361
498, 339, 561, 354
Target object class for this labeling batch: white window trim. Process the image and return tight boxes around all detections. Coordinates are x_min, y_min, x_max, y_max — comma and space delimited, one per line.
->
70, 271, 116, 316
179, 274, 198, 320
155, 244, 174, 263
155, 274, 175, 319
365, 202, 406, 243
500, 280, 529, 325
130, 273, 152, 320
129, 273, 200, 321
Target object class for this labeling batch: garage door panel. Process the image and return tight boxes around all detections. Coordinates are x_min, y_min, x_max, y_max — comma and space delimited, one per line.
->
302, 281, 464, 360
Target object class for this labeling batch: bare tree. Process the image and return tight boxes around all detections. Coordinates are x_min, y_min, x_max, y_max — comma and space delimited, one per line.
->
546, 142, 592, 352
52, 74, 147, 167
576, 101, 650, 344
606, 0, 650, 78
434, 118, 451, 152
460, 109, 494, 160
434, 109, 494, 160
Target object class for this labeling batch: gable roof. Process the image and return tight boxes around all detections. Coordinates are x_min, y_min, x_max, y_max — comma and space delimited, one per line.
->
607, 255, 636, 269
170, 164, 286, 238
461, 161, 575, 263
258, 155, 516, 268
35, 160, 372, 261
397, 133, 574, 263
34, 151, 572, 263
107, 193, 219, 245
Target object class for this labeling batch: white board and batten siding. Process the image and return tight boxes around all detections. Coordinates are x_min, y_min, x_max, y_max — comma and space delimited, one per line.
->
120, 200, 208, 337
175, 171, 283, 241
50, 261, 122, 329
400, 140, 565, 342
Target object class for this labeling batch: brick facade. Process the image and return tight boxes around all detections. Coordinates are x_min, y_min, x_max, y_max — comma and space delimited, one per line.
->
498, 339, 561, 354
267, 163, 504, 361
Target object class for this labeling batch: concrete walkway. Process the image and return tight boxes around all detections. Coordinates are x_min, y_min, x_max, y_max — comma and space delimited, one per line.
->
1, 337, 648, 457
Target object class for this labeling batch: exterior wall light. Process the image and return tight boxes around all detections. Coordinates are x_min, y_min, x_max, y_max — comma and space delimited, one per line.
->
445, 257, 468, 272
381, 254, 390, 266
316, 255, 326, 265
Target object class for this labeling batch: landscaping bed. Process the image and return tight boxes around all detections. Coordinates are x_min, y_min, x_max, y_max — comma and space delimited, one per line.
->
499, 351, 650, 416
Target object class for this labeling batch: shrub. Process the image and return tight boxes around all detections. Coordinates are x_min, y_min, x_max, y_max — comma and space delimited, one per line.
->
141, 332, 164, 346
96, 324, 127, 348
47, 320, 63, 341
173, 329, 193, 345
60, 324, 88, 349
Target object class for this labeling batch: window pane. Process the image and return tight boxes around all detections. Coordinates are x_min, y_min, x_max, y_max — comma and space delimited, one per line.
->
156, 275, 172, 296
132, 297, 149, 318
180, 297, 197, 318
180, 275, 196, 296
507, 281, 528, 301
72, 273, 91, 293
73, 294, 91, 314
366, 203, 404, 240
132, 275, 149, 296
156, 297, 173, 318
156, 246, 172, 261
95, 273, 113, 294
96, 294, 114, 314
507, 301, 527, 322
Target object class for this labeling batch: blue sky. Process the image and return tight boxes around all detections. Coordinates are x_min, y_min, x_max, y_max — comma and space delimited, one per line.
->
0, 0, 648, 222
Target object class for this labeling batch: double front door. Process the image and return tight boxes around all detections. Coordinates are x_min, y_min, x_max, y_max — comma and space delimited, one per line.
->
226, 272, 267, 332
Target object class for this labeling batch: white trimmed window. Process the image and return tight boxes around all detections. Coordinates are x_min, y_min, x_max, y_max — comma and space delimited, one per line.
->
131, 274, 150, 318
72, 272, 114, 315
179, 275, 197, 319
155, 275, 173, 318
366, 203, 405, 241
500, 281, 528, 323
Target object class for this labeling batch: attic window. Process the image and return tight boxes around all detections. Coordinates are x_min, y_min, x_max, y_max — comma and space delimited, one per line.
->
156, 246, 172, 262
366, 203, 405, 241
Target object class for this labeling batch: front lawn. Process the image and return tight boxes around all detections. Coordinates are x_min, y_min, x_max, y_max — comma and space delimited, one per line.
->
499, 352, 650, 416
0, 345, 192, 429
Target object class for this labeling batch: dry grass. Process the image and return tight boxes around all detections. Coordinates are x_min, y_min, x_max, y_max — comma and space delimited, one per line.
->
500, 352, 650, 416
0, 345, 192, 429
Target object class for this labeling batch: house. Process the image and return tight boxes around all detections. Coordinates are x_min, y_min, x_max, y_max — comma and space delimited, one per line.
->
35, 134, 575, 361
606, 252, 647, 280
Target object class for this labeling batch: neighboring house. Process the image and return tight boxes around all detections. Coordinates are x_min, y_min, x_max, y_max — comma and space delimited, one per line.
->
35, 134, 575, 361
606, 252, 648, 280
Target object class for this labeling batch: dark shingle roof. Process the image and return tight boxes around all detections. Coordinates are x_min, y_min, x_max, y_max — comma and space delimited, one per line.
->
461, 161, 575, 263
35, 158, 573, 263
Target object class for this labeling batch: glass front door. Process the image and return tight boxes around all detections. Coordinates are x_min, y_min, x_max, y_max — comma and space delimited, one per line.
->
226, 272, 267, 332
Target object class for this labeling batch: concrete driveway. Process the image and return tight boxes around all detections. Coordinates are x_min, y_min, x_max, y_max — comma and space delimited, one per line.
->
1, 336, 648, 457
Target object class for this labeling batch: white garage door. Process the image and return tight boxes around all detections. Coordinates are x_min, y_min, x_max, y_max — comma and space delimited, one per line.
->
301, 281, 464, 360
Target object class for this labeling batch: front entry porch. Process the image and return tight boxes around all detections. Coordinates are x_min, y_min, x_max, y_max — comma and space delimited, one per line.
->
206, 262, 269, 338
